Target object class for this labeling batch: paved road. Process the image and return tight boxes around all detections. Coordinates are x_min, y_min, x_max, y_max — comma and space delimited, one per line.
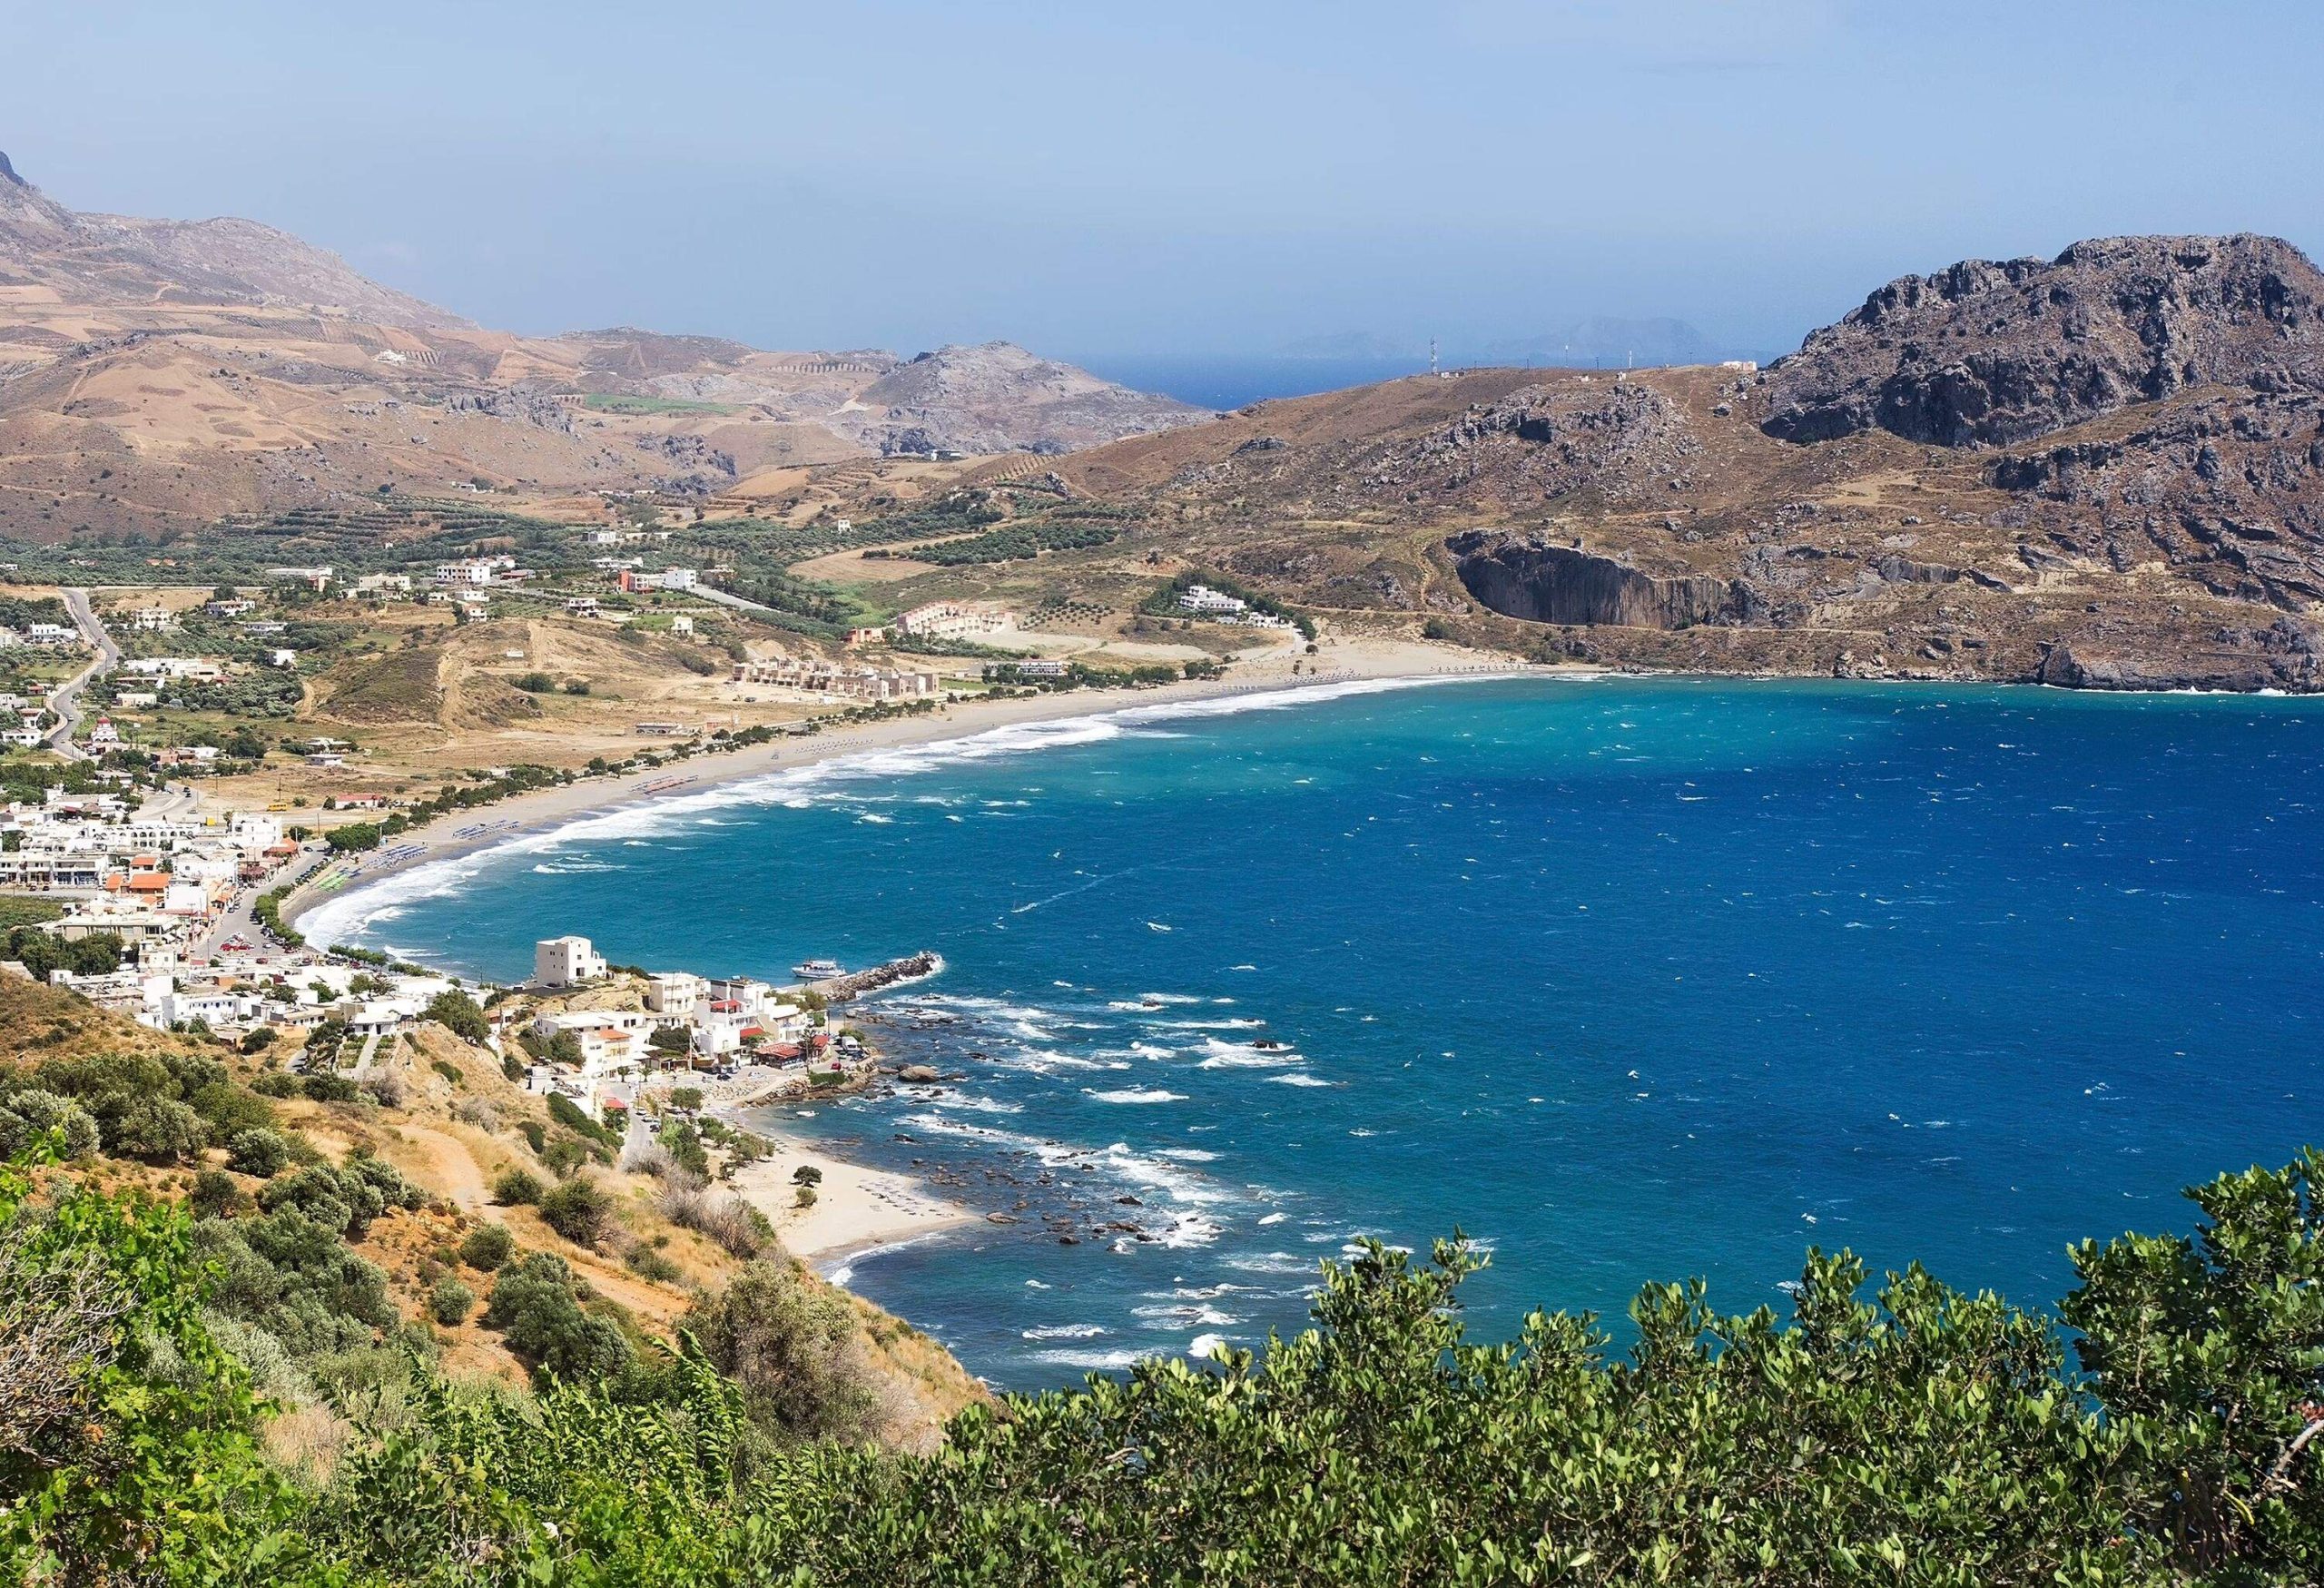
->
690, 585, 781, 617
190, 844, 329, 962
44, 587, 119, 760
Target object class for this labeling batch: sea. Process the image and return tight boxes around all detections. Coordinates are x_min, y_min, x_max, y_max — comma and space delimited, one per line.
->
303, 676, 2324, 1390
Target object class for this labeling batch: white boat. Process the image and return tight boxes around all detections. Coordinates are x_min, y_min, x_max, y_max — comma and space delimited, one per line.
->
792, 958, 845, 981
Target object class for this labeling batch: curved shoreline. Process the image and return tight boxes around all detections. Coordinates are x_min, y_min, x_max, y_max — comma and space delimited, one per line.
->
282, 650, 1559, 952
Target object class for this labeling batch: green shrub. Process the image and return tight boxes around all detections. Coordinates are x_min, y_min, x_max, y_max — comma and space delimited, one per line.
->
458, 1222, 516, 1272
492, 1166, 544, 1206
189, 1167, 246, 1219
662, 1120, 710, 1180
547, 1091, 616, 1146
251, 1070, 304, 1098
625, 1246, 683, 1284
482, 1253, 632, 1383
424, 990, 490, 1044
302, 1072, 359, 1104
255, 1158, 422, 1240
691, 1258, 878, 1442
0, 1088, 99, 1159
429, 1275, 476, 1327
539, 1175, 613, 1248
224, 1127, 293, 1179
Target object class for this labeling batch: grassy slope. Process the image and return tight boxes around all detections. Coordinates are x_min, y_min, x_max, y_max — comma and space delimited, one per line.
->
0, 973, 987, 1446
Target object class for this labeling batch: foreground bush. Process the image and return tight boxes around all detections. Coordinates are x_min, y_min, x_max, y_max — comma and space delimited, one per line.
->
8, 1146, 2324, 1583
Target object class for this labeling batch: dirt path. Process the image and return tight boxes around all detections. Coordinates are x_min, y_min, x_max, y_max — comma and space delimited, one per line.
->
395, 1123, 489, 1212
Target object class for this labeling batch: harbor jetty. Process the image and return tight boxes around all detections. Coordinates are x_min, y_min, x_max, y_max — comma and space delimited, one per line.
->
815, 951, 942, 1003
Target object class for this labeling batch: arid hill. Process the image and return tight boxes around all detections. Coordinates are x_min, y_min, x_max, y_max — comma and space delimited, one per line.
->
883, 234, 2324, 692
0, 150, 463, 330
0, 153, 1205, 537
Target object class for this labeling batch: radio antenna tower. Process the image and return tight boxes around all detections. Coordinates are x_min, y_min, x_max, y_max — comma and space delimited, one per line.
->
1429, 337, 1439, 378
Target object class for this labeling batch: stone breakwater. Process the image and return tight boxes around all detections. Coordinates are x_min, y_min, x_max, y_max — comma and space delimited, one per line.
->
818, 952, 943, 1004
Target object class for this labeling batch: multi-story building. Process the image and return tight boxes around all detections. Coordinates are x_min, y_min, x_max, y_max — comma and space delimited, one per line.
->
534, 934, 607, 987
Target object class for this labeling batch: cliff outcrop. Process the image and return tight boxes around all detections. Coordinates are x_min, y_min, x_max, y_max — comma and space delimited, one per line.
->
1760, 235, 2324, 448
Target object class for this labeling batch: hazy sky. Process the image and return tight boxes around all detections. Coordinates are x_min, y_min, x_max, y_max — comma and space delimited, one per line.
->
11, 0, 2322, 361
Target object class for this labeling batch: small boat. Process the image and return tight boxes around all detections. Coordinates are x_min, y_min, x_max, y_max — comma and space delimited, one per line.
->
792, 958, 845, 981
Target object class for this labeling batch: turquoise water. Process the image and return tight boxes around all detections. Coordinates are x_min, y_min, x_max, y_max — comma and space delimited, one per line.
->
309, 677, 2324, 1388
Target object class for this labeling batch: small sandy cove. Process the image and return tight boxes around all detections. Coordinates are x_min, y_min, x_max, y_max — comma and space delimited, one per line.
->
727, 1138, 977, 1262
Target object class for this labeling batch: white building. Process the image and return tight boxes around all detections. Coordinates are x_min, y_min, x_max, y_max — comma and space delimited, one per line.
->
529, 1009, 647, 1079
645, 971, 705, 1018
896, 600, 1005, 639
656, 567, 699, 591
432, 558, 502, 587
534, 934, 607, 988
25, 624, 77, 646
1178, 584, 1248, 615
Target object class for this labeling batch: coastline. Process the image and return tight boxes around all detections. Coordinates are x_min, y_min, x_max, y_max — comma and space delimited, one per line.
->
726, 1139, 980, 1265
281, 637, 1556, 943
280, 638, 1554, 1297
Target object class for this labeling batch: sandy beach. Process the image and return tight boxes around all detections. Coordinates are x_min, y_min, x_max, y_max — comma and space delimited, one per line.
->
277, 635, 1548, 935
726, 1140, 978, 1264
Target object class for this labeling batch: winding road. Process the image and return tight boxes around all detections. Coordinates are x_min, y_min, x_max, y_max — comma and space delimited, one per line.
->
44, 587, 119, 760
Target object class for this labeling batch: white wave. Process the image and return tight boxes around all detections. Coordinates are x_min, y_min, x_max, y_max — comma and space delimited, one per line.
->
1029, 1347, 1146, 1370
1134, 1303, 1241, 1327
990, 1050, 1110, 1075
1198, 1049, 1302, 1070
1156, 1017, 1265, 1031
1128, 1041, 1177, 1060
1188, 1333, 1228, 1359
1266, 1072, 1332, 1088
926, 1091, 1022, 1115
893, 1112, 1231, 1212
305, 671, 1525, 950
819, 1229, 955, 1288
1138, 992, 1203, 1004
856, 812, 894, 824
1155, 1211, 1224, 1248
1020, 1323, 1108, 1340
1225, 1251, 1314, 1276
1156, 1148, 1219, 1162
1083, 1087, 1186, 1104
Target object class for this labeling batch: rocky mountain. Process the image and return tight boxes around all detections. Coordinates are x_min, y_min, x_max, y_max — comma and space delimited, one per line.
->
1760, 234, 2324, 446
931, 233, 2324, 693
0, 151, 464, 330
0, 153, 1206, 535
555, 333, 1206, 458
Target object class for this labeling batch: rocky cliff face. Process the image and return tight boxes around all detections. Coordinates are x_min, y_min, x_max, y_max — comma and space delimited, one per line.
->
1447, 532, 1740, 627
1020, 232, 2324, 695
1761, 235, 2324, 447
